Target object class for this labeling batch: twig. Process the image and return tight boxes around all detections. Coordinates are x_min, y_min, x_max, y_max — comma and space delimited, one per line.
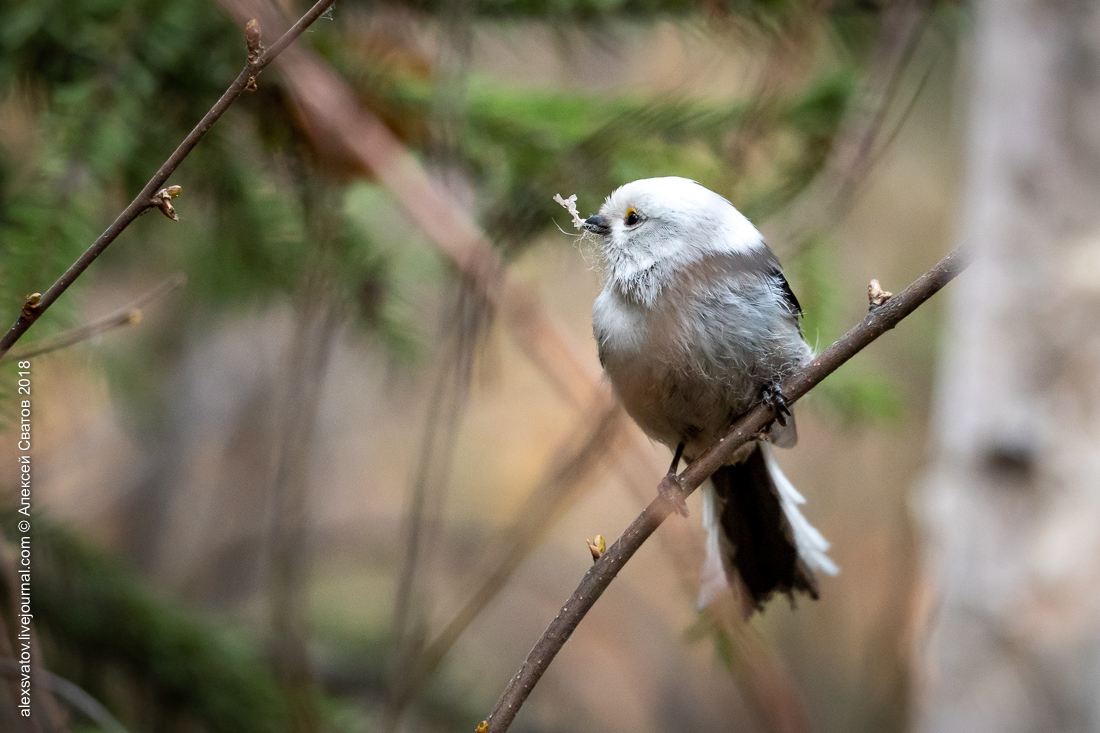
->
827, 0, 933, 207
482, 247, 968, 732
0, 528, 67, 731
385, 284, 483, 727
699, 593, 816, 733
405, 402, 624, 700
0, 0, 337, 360
0, 661, 131, 733
2, 273, 186, 362
774, 0, 934, 249
267, 258, 342, 733
0, 596, 33, 732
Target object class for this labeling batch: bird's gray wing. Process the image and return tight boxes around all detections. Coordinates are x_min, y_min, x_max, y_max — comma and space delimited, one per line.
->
677, 247, 807, 448
754, 246, 804, 334
753, 248, 804, 447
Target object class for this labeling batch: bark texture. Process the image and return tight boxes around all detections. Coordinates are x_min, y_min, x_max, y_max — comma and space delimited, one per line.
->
915, 0, 1100, 731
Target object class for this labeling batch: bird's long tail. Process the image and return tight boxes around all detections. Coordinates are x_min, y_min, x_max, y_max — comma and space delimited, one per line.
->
698, 443, 838, 611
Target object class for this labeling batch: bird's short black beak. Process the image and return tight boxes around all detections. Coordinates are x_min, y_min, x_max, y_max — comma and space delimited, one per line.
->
583, 214, 611, 236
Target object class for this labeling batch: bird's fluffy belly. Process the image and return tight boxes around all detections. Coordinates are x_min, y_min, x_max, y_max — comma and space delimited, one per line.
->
594, 285, 806, 460
604, 352, 748, 460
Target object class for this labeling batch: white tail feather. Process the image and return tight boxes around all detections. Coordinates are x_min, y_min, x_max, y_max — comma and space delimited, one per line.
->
696, 445, 838, 609
697, 485, 729, 609
761, 443, 839, 577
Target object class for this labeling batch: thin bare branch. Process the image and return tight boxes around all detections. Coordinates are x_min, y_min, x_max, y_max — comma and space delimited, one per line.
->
697, 592, 816, 733
0, 661, 130, 733
828, 0, 934, 204
2, 273, 186, 362
482, 247, 968, 733
0, 0, 337, 360
385, 284, 485, 726
409, 401, 624, 694
267, 263, 342, 733
0, 528, 67, 731
774, 0, 935, 248
270, 42, 601, 409
0, 598, 33, 732
38, 673, 129, 733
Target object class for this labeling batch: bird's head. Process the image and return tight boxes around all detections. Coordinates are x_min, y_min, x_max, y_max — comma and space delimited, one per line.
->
582, 177, 764, 286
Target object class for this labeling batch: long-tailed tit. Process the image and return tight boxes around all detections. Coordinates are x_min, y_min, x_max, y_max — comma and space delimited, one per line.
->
581, 176, 837, 611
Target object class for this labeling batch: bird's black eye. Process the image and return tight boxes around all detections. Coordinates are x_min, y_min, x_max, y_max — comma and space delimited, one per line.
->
624, 209, 641, 226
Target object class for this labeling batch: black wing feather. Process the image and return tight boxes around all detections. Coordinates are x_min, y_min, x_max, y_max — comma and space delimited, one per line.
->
774, 269, 803, 319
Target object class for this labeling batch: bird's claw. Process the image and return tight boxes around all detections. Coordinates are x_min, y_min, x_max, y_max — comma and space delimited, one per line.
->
760, 381, 791, 427
658, 473, 689, 517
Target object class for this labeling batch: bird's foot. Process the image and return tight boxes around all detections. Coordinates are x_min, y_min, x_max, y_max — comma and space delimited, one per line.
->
658, 472, 689, 518
760, 381, 791, 427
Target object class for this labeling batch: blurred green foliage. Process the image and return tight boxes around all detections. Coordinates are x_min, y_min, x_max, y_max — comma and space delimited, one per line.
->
0, 0, 862, 343
0, 505, 524, 732
383, 0, 882, 25
792, 237, 905, 424
2, 511, 299, 732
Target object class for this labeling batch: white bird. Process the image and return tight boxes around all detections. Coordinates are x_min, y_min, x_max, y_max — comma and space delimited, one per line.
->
581, 176, 837, 612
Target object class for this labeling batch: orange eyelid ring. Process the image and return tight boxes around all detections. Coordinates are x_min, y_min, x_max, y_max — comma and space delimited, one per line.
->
624, 208, 641, 225
625, 208, 637, 219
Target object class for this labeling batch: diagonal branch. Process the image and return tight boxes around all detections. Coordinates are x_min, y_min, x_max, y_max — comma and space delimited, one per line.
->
268, 37, 603, 410
385, 285, 485, 726
410, 401, 624, 695
2, 273, 186, 362
0, 527, 67, 732
0, 0, 337, 360
0, 660, 131, 733
482, 247, 968, 733
773, 0, 935, 250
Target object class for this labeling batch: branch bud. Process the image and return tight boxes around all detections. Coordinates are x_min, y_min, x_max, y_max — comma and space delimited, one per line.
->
245, 19, 264, 63
152, 185, 183, 221
868, 279, 893, 309
475, 722, 489, 733
586, 535, 606, 562
22, 293, 41, 319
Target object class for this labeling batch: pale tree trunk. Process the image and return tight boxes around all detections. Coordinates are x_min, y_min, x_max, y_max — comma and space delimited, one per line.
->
914, 0, 1100, 731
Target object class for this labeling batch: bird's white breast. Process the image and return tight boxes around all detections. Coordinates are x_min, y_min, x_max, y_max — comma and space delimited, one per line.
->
592, 253, 808, 459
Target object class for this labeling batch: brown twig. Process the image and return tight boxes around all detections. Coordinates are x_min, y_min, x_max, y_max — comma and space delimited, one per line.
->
482, 247, 968, 732
700, 593, 816, 733
773, 0, 935, 249
826, 0, 933, 207
385, 284, 484, 727
2, 273, 186, 362
404, 402, 624, 700
0, 661, 130, 733
0, 0, 337, 360
266, 220, 343, 733
0, 528, 68, 731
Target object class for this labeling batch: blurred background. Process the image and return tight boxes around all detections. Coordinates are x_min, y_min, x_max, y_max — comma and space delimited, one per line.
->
2, 0, 1098, 732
